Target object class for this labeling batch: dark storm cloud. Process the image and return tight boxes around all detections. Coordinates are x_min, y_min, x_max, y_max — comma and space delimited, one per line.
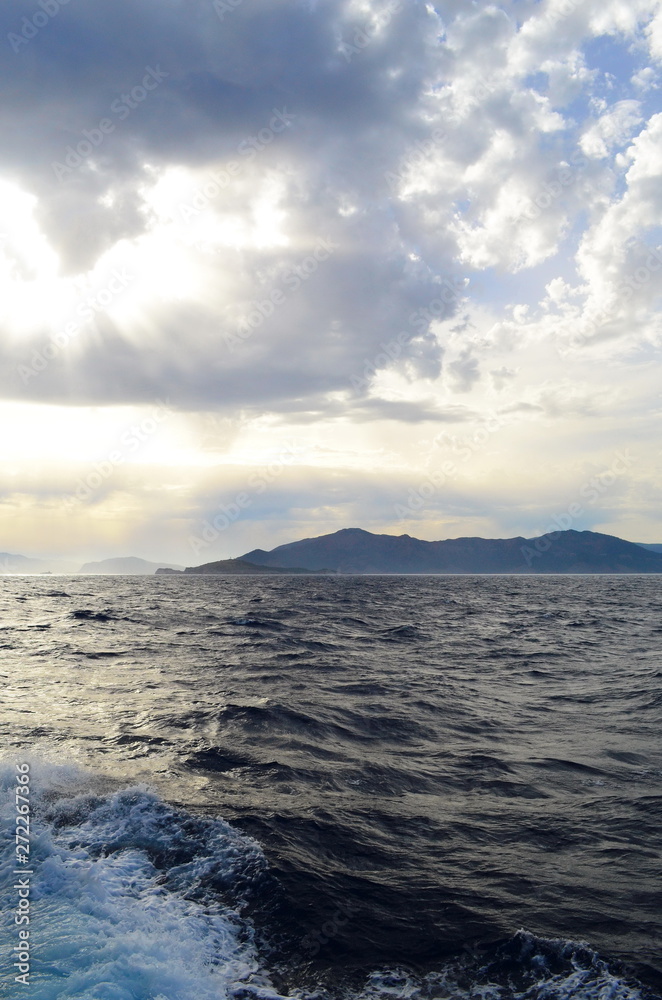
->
1, 0, 444, 231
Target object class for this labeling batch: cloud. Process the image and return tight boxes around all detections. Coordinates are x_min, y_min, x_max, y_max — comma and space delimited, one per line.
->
1, 0, 662, 551
580, 99, 643, 158
447, 348, 481, 393
1, 0, 468, 416
2, 0, 661, 410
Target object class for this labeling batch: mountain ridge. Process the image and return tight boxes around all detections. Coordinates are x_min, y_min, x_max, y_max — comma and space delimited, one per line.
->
240, 528, 662, 574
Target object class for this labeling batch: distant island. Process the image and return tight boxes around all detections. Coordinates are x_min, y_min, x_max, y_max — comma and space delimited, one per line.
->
0, 554, 181, 575
0, 552, 79, 575
157, 558, 328, 575
165, 528, 662, 575
80, 557, 184, 575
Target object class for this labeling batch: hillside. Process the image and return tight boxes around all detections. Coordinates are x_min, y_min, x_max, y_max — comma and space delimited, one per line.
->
178, 558, 323, 575
241, 528, 662, 574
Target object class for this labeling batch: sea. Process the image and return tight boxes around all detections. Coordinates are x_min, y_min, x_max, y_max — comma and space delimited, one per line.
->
1, 574, 661, 1000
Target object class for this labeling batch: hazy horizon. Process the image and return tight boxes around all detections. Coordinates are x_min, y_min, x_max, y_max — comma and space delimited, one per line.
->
3, 524, 661, 570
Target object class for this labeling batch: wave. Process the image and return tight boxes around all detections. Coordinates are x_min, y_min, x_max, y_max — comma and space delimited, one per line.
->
354, 932, 650, 1000
1, 760, 657, 1000
0, 759, 287, 1000
226, 618, 287, 630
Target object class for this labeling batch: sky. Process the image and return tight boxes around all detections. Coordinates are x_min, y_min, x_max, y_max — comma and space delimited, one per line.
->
1, 0, 661, 565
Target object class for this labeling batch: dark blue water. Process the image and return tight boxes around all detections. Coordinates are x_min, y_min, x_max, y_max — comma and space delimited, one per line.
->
1, 575, 661, 999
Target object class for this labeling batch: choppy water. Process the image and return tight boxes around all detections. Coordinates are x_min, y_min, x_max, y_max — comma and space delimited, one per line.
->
1, 574, 661, 1000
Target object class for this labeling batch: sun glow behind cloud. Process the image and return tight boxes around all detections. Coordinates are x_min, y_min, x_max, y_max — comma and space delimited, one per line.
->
142, 165, 291, 250
0, 180, 66, 336
1, 161, 294, 346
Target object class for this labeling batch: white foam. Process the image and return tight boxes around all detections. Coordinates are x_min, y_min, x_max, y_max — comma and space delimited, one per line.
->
0, 757, 290, 1000
352, 931, 647, 1000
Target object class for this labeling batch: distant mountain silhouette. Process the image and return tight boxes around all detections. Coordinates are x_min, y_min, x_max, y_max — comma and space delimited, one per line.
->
638, 543, 662, 555
0, 552, 50, 574
0, 552, 78, 574
241, 528, 662, 574
80, 557, 184, 574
